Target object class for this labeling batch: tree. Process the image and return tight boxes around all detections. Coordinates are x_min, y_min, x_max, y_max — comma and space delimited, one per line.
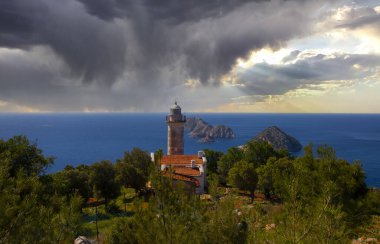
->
256, 157, 277, 200
122, 148, 153, 177
115, 161, 146, 212
255, 144, 372, 242
0, 135, 53, 176
315, 145, 368, 228
0, 137, 83, 243
106, 172, 248, 244
53, 164, 92, 200
207, 173, 220, 201
116, 162, 146, 193
107, 172, 205, 243
90, 161, 120, 208
243, 140, 279, 168
217, 147, 243, 185
203, 149, 223, 174
115, 148, 153, 193
228, 160, 258, 203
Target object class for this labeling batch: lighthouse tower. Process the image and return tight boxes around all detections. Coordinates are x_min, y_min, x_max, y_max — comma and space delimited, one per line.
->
166, 101, 186, 155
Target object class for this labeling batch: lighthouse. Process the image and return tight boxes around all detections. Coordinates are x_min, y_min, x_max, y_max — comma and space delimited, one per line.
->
155, 101, 207, 194
166, 101, 186, 155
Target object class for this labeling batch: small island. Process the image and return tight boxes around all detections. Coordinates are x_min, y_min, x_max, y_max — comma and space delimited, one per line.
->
185, 117, 235, 143
252, 126, 302, 152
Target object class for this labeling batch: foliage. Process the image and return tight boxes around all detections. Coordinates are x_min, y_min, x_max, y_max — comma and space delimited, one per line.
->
217, 147, 243, 184
106, 172, 248, 244
243, 140, 279, 168
90, 161, 120, 206
203, 149, 223, 174
106, 200, 122, 214
154, 148, 163, 166
217, 141, 288, 185
1, 135, 377, 243
121, 148, 153, 177
115, 148, 153, 193
256, 157, 277, 199
364, 189, 380, 215
254, 144, 372, 242
53, 164, 92, 200
228, 160, 258, 202
200, 195, 249, 244
206, 173, 220, 201
0, 136, 83, 243
115, 162, 146, 194
106, 172, 205, 243
0, 135, 53, 176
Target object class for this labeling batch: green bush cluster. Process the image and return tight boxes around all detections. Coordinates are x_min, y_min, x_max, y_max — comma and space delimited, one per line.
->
0, 136, 154, 242
0, 136, 82, 243
1, 136, 379, 243
106, 141, 380, 243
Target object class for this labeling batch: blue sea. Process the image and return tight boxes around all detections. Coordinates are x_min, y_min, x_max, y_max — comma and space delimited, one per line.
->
0, 113, 379, 187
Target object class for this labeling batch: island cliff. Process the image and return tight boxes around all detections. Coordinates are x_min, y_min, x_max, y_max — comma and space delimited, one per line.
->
252, 126, 302, 152
185, 117, 235, 143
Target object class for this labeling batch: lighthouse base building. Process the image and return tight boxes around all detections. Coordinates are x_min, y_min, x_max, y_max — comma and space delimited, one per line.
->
160, 152, 207, 194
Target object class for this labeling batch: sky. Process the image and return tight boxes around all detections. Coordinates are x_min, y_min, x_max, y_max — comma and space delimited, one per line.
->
0, 0, 379, 113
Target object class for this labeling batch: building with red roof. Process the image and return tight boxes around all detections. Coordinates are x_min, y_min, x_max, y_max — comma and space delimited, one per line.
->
160, 153, 207, 194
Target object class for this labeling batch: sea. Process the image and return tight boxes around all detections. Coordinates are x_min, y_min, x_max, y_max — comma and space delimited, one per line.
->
0, 113, 379, 187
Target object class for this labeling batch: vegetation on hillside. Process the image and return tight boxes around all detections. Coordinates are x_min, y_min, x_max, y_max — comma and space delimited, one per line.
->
0, 135, 379, 243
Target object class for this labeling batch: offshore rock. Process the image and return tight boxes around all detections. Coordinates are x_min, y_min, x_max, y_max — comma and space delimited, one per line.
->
185, 117, 235, 143
253, 126, 302, 152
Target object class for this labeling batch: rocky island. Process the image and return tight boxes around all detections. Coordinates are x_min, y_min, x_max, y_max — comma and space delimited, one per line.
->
252, 126, 302, 152
185, 117, 235, 143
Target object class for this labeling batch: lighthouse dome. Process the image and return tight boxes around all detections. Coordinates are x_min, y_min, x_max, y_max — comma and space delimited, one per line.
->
171, 101, 181, 110
170, 101, 181, 115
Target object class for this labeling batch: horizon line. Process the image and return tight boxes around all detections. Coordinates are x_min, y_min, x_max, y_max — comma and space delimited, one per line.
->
1, 111, 380, 115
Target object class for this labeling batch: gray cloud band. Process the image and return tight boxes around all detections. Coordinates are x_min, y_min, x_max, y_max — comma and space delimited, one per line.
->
0, 0, 329, 86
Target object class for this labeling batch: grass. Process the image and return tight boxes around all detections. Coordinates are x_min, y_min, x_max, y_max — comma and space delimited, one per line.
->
79, 188, 137, 240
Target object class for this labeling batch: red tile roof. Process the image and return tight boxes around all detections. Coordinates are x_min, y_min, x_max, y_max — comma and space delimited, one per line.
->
161, 155, 203, 165
162, 171, 200, 187
173, 166, 200, 176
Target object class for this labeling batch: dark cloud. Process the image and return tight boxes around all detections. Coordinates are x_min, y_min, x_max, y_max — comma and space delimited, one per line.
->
338, 13, 380, 29
0, 1, 45, 47
335, 4, 380, 30
77, 0, 260, 22
0, 0, 331, 83
0, 0, 127, 85
237, 53, 380, 96
347, 14, 380, 29
0, 0, 343, 111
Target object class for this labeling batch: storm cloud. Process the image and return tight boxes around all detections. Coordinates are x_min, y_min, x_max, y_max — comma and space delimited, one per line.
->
0, 0, 331, 82
2, 0, 377, 112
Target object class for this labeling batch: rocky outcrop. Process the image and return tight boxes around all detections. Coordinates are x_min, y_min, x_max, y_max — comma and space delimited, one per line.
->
74, 236, 92, 244
185, 117, 235, 143
253, 126, 302, 152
